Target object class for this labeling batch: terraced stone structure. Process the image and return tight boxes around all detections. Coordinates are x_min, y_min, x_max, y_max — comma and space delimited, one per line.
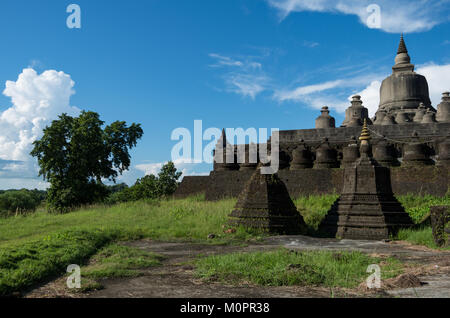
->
320, 121, 414, 240
175, 36, 450, 201
229, 166, 306, 235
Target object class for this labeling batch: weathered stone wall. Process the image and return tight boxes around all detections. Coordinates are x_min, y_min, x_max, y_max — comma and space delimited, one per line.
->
177, 165, 448, 201
279, 170, 344, 198
390, 166, 449, 197
173, 176, 211, 198
175, 122, 449, 200
204, 171, 254, 201
278, 122, 450, 144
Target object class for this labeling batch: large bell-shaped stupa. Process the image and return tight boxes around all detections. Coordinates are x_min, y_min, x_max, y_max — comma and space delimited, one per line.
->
378, 35, 435, 122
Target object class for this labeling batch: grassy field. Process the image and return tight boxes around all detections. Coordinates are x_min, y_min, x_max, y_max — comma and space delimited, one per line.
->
0, 193, 448, 295
0, 196, 244, 249
0, 196, 241, 296
195, 248, 402, 288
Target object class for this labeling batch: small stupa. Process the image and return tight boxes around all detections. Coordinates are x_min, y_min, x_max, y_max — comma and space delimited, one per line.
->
229, 165, 306, 234
320, 120, 414, 240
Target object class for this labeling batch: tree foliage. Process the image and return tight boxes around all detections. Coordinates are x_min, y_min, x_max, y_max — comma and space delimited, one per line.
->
0, 189, 45, 217
30, 111, 143, 212
157, 161, 182, 196
106, 162, 182, 204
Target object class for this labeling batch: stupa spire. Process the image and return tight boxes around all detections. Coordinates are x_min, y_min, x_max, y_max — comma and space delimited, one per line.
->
393, 34, 413, 70
359, 119, 372, 156
397, 33, 408, 54
359, 119, 371, 141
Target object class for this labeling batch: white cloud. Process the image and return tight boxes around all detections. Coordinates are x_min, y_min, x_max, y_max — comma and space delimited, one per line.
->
226, 74, 269, 99
209, 53, 270, 99
135, 159, 209, 181
135, 162, 164, 177
209, 53, 244, 67
273, 74, 385, 113
274, 80, 343, 102
416, 63, 450, 106
267, 0, 449, 33
0, 68, 80, 188
0, 178, 49, 190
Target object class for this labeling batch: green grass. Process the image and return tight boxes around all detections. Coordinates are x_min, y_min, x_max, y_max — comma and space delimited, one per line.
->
195, 248, 403, 288
1, 194, 444, 249
396, 226, 450, 250
294, 194, 339, 230
0, 193, 446, 295
81, 244, 164, 280
394, 194, 450, 249
397, 227, 436, 248
0, 197, 248, 249
77, 278, 104, 293
0, 229, 118, 296
0, 197, 248, 296
396, 194, 450, 224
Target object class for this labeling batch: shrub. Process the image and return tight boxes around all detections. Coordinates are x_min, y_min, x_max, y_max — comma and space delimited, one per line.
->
105, 161, 182, 203
0, 190, 43, 217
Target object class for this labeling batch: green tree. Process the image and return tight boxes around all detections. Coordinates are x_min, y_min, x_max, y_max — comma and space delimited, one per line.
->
105, 162, 182, 204
30, 111, 143, 213
132, 174, 161, 200
157, 161, 182, 196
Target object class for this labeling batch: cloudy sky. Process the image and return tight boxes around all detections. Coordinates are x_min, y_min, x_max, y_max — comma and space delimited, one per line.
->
0, 0, 449, 189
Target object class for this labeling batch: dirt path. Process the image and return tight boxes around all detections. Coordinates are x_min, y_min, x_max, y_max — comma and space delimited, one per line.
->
26, 235, 450, 298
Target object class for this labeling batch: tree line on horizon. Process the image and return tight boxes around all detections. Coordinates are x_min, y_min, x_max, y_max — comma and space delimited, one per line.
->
0, 110, 182, 216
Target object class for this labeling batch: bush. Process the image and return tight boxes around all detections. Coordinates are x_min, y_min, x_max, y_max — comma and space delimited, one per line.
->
46, 182, 109, 214
105, 162, 182, 204
0, 190, 43, 217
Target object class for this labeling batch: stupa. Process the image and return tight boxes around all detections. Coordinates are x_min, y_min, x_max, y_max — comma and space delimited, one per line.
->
320, 120, 414, 240
377, 34, 435, 122
229, 165, 306, 234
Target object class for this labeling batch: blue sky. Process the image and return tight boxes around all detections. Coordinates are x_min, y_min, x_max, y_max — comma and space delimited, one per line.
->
0, 0, 449, 189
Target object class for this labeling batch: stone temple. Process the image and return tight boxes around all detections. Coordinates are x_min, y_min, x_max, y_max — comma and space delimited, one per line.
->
175, 36, 450, 203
